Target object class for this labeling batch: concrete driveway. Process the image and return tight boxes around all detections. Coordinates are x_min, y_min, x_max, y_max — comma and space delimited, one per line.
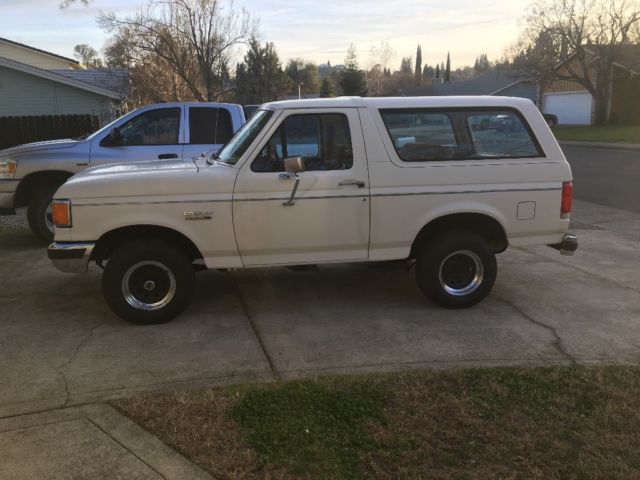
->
1, 200, 640, 417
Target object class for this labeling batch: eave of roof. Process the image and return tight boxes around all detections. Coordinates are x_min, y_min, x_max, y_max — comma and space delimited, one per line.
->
0, 57, 121, 100
0, 36, 79, 65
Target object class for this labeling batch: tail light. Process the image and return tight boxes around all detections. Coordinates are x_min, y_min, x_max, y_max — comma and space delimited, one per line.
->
561, 181, 572, 218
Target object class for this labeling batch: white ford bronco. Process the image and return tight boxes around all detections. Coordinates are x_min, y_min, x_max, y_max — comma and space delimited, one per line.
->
47, 96, 577, 324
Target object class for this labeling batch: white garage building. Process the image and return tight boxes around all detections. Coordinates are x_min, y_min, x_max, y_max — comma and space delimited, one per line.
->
543, 91, 593, 125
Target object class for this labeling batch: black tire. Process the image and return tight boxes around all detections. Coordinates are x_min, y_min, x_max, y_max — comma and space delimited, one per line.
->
415, 230, 497, 309
102, 239, 195, 325
27, 184, 60, 242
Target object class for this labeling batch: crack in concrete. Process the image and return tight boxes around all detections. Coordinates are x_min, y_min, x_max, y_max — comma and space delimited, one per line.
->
229, 275, 280, 381
54, 314, 107, 408
495, 296, 577, 364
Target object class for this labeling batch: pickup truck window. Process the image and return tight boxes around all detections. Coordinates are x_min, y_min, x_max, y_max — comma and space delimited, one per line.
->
217, 109, 273, 165
380, 108, 542, 161
116, 108, 181, 146
251, 113, 353, 172
189, 107, 234, 145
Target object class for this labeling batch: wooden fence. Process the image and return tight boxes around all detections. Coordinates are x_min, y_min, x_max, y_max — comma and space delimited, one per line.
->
0, 114, 100, 150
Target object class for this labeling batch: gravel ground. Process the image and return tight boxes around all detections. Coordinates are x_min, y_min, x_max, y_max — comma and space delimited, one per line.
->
0, 208, 30, 234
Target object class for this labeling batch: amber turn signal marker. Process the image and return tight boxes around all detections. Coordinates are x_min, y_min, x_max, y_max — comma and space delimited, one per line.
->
51, 201, 72, 227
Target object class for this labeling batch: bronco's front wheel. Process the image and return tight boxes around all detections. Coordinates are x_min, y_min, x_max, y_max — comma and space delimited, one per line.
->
103, 239, 195, 324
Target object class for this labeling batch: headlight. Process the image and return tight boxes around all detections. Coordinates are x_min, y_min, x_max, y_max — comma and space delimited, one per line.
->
0, 159, 17, 179
51, 199, 72, 228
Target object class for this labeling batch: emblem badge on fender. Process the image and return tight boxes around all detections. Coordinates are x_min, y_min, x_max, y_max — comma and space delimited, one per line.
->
184, 210, 213, 220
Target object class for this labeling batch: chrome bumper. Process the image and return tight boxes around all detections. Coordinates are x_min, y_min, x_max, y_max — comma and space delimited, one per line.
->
548, 233, 578, 256
48, 242, 95, 273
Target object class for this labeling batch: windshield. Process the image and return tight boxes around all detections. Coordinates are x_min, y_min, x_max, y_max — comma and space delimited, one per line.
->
216, 109, 273, 165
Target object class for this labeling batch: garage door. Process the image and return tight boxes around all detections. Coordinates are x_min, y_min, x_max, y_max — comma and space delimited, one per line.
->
543, 92, 593, 125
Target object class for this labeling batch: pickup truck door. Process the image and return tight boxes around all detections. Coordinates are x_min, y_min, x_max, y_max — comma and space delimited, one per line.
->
233, 108, 370, 266
89, 107, 184, 166
182, 106, 238, 159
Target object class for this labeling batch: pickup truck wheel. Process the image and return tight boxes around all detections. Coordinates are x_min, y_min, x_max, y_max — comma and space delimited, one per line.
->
27, 185, 59, 242
103, 240, 195, 325
415, 231, 497, 308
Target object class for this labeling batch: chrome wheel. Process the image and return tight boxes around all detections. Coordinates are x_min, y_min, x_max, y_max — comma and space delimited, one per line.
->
45, 203, 54, 234
122, 261, 176, 311
438, 250, 484, 296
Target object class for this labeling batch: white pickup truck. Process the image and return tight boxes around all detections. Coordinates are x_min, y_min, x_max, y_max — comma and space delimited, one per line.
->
47, 96, 577, 324
0, 102, 245, 240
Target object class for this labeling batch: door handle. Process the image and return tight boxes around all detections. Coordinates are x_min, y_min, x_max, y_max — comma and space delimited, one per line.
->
338, 179, 366, 188
158, 153, 178, 159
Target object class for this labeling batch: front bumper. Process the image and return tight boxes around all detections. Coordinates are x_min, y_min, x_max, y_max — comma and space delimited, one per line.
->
548, 233, 578, 256
48, 242, 95, 273
0, 179, 18, 213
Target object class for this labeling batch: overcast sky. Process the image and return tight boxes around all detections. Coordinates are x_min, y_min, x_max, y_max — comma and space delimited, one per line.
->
1, 0, 529, 69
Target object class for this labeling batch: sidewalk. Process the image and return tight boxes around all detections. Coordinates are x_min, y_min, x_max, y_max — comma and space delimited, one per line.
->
560, 140, 640, 151
0, 403, 213, 480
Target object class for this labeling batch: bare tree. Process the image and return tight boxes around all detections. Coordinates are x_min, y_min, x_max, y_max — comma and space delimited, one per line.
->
99, 0, 256, 102
517, 0, 640, 123
74, 44, 103, 68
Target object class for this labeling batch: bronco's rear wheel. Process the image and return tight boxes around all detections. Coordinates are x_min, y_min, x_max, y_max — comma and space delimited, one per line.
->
415, 230, 497, 308
103, 239, 194, 324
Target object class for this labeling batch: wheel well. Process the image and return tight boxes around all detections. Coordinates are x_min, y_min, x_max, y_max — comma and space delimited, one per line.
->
14, 171, 74, 208
92, 225, 204, 263
410, 213, 508, 258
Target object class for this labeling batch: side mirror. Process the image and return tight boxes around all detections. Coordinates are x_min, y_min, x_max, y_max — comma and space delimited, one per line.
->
283, 156, 305, 174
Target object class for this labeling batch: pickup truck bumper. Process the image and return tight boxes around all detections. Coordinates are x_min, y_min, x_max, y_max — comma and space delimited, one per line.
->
48, 242, 95, 273
548, 233, 578, 256
0, 180, 18, 214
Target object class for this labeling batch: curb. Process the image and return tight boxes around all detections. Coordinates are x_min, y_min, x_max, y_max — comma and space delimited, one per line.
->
559, 140, 640, 152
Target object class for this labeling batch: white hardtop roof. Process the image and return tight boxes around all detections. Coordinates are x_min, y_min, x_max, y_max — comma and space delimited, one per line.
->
262, 96, 534, 111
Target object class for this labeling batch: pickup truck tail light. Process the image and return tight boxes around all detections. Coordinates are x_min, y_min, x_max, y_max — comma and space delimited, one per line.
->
52, 200, 72, 228
561, 181, 572, 218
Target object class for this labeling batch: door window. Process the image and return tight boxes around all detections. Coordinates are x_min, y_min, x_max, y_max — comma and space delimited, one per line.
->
189, 107, 234, 145
251, 114, 353, 172
116, 108, 181, 146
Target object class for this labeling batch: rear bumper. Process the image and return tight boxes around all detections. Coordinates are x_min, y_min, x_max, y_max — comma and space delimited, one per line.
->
48, 242, 95, 273
548, 233, 578, 256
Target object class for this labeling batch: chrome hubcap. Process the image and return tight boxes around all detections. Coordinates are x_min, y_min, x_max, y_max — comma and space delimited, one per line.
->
438, 250, 484, 296
122, 261, 176, 311
45, 204, 54, 233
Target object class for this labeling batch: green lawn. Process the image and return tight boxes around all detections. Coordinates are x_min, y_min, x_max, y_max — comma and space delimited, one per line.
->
554, 125, 640, 143
114, 366, 640, 479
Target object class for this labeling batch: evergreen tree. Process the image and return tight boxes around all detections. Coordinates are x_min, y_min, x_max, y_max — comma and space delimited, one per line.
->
400, 56, 413, 74
473, 54, 491, 74
235, 38, 291, 104
414, 44, 422, 84
320, 77, 335, 97
338, 44, 368, 96
444, 52, 451, 83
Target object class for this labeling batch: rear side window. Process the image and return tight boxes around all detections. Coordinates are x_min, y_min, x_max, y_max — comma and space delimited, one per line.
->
380, 108, 542, 161
189, 107, 234, 145
252, 113, 353, 172
467, 112, 540, 157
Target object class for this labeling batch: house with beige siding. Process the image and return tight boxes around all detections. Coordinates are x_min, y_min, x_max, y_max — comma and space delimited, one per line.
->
0, 37, 127, 123
0, 37, 128, 148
